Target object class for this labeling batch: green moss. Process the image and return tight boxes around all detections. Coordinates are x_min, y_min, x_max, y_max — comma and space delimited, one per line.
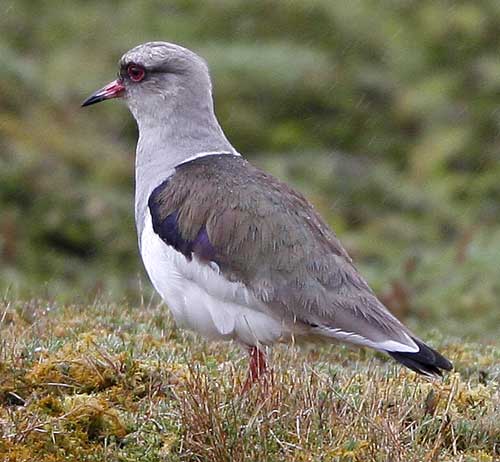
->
0, 299, 497, 461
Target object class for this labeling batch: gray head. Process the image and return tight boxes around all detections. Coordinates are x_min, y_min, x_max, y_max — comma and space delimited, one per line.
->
83, 42, 212, 124
124, 42, 215, 124
82, 41, 236, 167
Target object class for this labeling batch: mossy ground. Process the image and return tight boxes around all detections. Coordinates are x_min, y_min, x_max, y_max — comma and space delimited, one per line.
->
0, 299, 497, 461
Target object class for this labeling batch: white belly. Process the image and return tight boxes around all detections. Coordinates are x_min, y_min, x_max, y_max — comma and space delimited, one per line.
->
140, 210, 286, 346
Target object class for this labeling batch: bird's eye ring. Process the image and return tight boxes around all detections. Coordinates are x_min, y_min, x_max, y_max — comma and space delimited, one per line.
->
127, 64, 145, 82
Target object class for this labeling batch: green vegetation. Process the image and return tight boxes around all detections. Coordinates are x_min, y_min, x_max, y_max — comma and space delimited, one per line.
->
0, 300, 498, 461
0, 1, 498, 460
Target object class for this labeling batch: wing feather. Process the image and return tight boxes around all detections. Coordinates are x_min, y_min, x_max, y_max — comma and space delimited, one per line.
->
148, 155, 434, 358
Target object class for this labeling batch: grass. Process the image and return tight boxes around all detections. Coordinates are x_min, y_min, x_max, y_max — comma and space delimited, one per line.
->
0, 297, 498, 461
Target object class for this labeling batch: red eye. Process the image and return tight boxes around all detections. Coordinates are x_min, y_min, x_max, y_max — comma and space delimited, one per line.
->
127, 64, 145, 82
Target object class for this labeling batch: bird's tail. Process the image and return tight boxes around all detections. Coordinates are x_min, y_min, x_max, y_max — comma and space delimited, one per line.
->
388, 337, 453, 377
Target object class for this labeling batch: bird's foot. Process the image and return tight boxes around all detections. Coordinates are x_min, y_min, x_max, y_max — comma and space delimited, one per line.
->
241, 346, 269, 393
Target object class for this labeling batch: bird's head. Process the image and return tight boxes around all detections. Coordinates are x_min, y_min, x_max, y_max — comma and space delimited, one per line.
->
82, 41, 213, 124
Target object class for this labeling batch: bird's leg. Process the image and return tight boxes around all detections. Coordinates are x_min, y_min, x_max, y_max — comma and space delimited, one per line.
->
242, 346, 268, 393
248, 346, 267, 382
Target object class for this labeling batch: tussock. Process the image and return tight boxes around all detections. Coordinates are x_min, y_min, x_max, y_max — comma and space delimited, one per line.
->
0, 299, 498, 461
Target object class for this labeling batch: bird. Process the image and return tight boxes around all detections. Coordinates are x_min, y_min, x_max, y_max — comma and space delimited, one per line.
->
82, 41, 452, 388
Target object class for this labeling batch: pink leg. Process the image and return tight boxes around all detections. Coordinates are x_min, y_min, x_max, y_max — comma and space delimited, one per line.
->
242, 346, 268, 393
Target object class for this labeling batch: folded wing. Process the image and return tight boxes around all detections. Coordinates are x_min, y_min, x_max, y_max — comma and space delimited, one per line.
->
149, 154, 452, 376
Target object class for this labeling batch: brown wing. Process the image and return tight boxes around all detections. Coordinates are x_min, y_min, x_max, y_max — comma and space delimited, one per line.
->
150, 156, 401, 333
149, 154, 452, 375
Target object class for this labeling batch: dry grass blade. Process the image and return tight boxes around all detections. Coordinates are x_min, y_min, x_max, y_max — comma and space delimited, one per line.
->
0, 301, 497, 461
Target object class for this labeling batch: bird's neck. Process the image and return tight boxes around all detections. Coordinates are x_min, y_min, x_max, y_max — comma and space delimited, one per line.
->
135, 100, 236, 174
133, 99, 237, 236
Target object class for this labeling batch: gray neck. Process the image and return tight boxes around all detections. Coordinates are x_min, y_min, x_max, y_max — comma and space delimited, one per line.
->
133, 93, 237, 239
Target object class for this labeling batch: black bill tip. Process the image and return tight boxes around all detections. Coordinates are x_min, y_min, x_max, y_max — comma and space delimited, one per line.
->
81, 79, 125, 108
81, 94, 107, 107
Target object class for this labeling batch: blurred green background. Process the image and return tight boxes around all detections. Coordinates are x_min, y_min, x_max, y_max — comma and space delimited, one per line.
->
1, 0, 499, 339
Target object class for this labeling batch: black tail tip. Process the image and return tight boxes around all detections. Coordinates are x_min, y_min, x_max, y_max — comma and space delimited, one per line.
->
388, 337, 453, 377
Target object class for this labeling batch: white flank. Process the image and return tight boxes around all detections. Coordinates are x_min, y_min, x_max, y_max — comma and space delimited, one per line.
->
140, 210, 284, 346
